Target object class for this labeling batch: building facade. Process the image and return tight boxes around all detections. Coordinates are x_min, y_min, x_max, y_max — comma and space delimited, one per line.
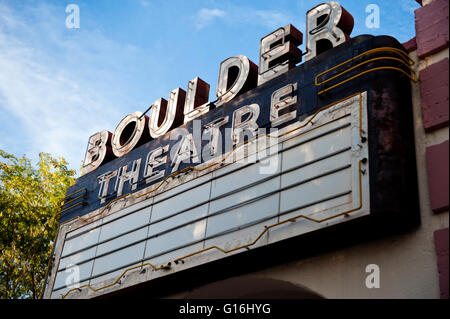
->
42, 0, 448, 299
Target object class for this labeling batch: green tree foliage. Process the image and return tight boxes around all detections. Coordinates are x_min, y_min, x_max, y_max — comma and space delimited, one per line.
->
0, 150, 76, 299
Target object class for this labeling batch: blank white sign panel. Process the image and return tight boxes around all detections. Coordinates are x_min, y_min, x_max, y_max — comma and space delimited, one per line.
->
47, 93, 370, 299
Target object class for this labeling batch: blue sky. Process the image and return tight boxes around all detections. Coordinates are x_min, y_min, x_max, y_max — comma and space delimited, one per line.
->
0, 0, 420, 173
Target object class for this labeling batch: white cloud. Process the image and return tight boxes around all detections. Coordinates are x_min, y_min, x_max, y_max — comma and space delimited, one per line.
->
194, 6, 293, 31
0, 2, 150, 172
253, 10, 292, 29
0, 1, 297, 173
195, 8, 226, 30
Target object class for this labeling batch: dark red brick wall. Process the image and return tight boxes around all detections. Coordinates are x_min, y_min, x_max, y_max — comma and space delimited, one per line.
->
419, 58, 449, 131
403, 37, 417, 52
434, 228, 449, 299
426, 140, 449, 213
415, 0, 449, 59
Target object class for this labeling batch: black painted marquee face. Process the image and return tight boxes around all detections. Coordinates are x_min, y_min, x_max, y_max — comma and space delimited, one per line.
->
62, 28, 418, 221
66, 0, 417, 221
45, 1, 420, 300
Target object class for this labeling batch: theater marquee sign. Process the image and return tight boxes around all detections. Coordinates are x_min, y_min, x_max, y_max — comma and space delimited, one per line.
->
43, 1, 420, 299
